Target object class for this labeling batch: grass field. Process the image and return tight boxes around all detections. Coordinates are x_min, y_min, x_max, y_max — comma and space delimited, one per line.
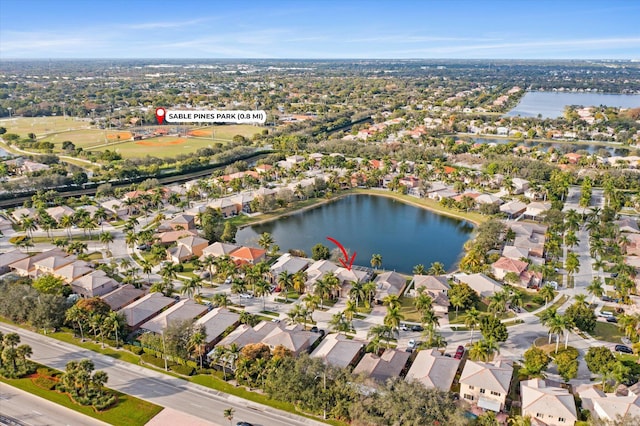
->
0, 116, 92, 137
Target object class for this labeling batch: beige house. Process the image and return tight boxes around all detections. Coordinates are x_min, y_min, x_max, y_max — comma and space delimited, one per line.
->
55, 260, 93, 283
118, 293, 176, 329
200, 242, 240, 260
459, 359, 513, 412
215, 321, 281, 350
33, 255, 76, 277
261, 323, 320, 356
577, 383, 640, 423
100, 284, 146, 310
310, 333, 365, 368
521, 379, 577, 426
353, 348, 411, 383
71, 270, 118, 298
195, 308, 240, 351
405, 348, 461, 392
140, 299, 208, 334
0, 250, 29, 274
8, 249, 67, 277
373, 271, 408, 303
452, 272, 503, 298
208, 198, 238, 218
168, 235, 209, 262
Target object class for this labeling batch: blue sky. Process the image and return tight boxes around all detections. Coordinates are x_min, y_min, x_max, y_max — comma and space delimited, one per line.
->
1, 0, 639, 59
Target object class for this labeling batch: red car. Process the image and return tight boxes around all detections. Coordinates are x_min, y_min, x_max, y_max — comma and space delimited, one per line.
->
454, 345, 465, 359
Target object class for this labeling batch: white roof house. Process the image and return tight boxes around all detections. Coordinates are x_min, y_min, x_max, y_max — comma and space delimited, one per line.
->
577, 383, 640, 422
269, 253, 310, 278
374, 271, 408, 302
195, 308, 240, 347
310, 333, 365, 368
139, 299, 208, 335
521, 379, 577, 426
405, 349, 461, 392
453, 272, 503, 298
71, 270, 118, 298
460, 359, 513, 412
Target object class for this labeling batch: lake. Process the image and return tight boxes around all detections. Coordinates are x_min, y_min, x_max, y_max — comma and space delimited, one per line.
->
472, 137, 631, 157
507, 92, 640, 119
235, 194, 474, 274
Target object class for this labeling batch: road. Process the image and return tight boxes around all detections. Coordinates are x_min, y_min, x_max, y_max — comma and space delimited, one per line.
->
0, 324, 326, 426
0, 383, 108, 426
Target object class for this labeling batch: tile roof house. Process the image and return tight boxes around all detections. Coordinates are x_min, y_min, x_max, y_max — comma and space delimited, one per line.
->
453, 272, 504, 298
118, 293, 176, 329
624, 233, 640, 257
214, 321, 281, 350
11, 207, 36, 222
140, 299, 208, 334
207, 198, 238, 218
373, 271, 408, 303
269, 254, 310, 282
524, 201, 552, 220
0, 215, 14, 234
100, 199, 128, 218
521, 379, 577, 426
200, 242, 240, 259
502, 245, 530, 260
229, 193, 254, 214
155, 229, 198, 245
409, 275, 451, 315
230, 246, 267, 265
55, 260, 94, 283
310, 333, 365, 368
33, 255, 77, 277
491, 256, 530, 284
353, 348, 411, 383
71, 270, 119, 298
475, 194, 504, 205
100, 284, 146, 310
8, 249, 67, 277
616, 218, 640, 234
195, 308, 240, 350
0, 250, 29, 274
460, 359, 514, 412
405, 348, 461, 392
168, 235, 209, 262
500, 200, 528, 219
45, 205, 75, 223
169, 214, 196, 231
577, 383, 640, 423
261, 323, 320, 356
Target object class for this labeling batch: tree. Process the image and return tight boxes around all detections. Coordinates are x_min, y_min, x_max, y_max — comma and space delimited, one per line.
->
189, 325, 207, 369
277, 271, 294, 303
257, 232, 274, 252
220, 222, 237, 243
254, 279, 271, 310
447, 283, 479, 312
311, 243, 331, 260
181, 277, 203, 299
565, 301, 597, 333
223, 408, 235, 425
99, 232, 114, 252
32, 274, 67, 296
427, 261, 445, 275
585, 346, 616, 377
469, 338, 499, 362
413, 264, 426, 275
587, 277, 605, 303
370, 253, 382, 270
383, 305, 404, 336
565, 251, 580, 279
555, 351, 579, 382
464, 307, 481, 344
104, 312, 124, 348
523, 346, 551, 378
479, 315, 508, 342
539, 284, 556, 306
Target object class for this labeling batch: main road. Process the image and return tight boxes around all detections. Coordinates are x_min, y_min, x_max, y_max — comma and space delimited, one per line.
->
0, 324, 326, 426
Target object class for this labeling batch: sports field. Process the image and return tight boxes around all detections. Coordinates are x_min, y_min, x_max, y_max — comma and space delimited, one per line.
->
1, 117, 263, 157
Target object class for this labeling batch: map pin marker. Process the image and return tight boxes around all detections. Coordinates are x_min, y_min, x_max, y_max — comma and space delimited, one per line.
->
155, 107, 166, 125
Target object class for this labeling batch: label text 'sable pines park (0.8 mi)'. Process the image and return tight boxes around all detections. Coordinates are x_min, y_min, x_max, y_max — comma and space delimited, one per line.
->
155, 107, 266, 124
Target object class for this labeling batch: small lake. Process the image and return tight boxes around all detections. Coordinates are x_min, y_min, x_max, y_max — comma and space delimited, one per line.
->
235, 194, 474, 274
507, 92, 640, 119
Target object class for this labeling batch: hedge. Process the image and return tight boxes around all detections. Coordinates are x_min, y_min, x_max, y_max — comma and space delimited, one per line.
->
171, 364, 194, 376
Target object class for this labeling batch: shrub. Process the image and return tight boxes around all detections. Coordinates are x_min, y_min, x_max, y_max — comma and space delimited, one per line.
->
130, 346, 144, 355
171, 364, 194, 376
186, 360, 198, 369
32, 376, 57, 390
36, 367, 52, 377
141, 353, 172, 369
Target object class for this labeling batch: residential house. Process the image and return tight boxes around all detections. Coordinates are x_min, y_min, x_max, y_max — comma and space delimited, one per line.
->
510, 223, 547, 258
306, 259, 340, 289
230, 246, 267, 265
71, 270, 119, 298
118, 292, 176, 329
521, 379, 577, 426
511, 178, 529, 194
169, 214, 196, 231
269, 254, 310, 282
409, 275, 450, 315
524, 201, 552, 221
55, 260, 94, 283
100, 199, 128, 218
502, 246, 529, 261
140, 299, 208, 335
100, 284, 146, 311
452, 272, 503, 298
214, 321, 281, 350
616, 218, 640, 234
33, 254, 76, 278
0, 250, 29, 274
491, 256, 529, 282
459, 359, 514, 412
255, 164, 273, 174
229, 193, 254, 214
500, 200, 528, 219
353, 348, 411, 383
261, 323, 320, 356
8, 249, 67, 277
200, 242, 240, 260
373, 271, 408, 303
155, 229, 198, 245
624, 233, 640, 257
208, 198, 238, 217
475, 193, 504, 206
45, 206, 75, 223
310, 333, 365, 368
405, 348, 461, 392
195, 308, 240, 351
577, 383, 640, 423
168, 235, 209, 263
11, 207, 36, 222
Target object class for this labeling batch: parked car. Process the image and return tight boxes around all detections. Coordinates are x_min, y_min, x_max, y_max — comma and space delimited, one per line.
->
607, 316, 618, 323
400, 324, 409, 331
136, 243, 150, 251
236, 422, 254, 426
239, 293, 254, 299
224, 277, 232, 285
598, 311, 614, 318
615, 344, 633, 354
411, 325, 424, 332
454, 345, 465, 359
408, 339, 418, 349
601, 295, 613, 302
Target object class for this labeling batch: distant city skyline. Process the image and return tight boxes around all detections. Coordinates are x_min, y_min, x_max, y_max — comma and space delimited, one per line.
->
1, 0, 639, 60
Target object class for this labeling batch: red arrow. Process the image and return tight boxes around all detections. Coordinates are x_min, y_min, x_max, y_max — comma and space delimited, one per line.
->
326, 237, 357, 271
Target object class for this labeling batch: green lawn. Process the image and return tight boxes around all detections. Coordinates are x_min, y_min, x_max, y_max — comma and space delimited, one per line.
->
535, 295, 569, 318
521, 290, 543, 312
0, 369, 162, 426
592, 322, 624, 343
398, 296, 421, 322
48, 330, 141, 364
2, 116, 92, 138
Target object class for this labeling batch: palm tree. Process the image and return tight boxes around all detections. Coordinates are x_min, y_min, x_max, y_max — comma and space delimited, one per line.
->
413, 264, 426, 275
181, 277, 203, 298
140, 259, 153, 284
469, 337, 500, 362
384, 305, 404, 337
508, 415, 532, 426
292, 270, 308, 295
413, 290, 433, 317
189, 326, 207, 369
254, 279, 271, 310
343, 299, 358, 330
257, 232, 274, 252
277, 271, 293, 302
213, 293, 231, 308
370, 253, 382, 270
465, 307, 481, 344
367, 324, 392, 352
383, 294, 401, 310
20, 216, 37, 240
349, 280, 365, 307
329, 312, 349, 335
587, 277, 604, 304
421, 308, 440, 342
125, 231, 138, 250
302, 293, 320, 322
94, 207, 108, 232
99, 232, 114, 252
539, 284, 556, 307
428, 261, 446, 275
547, 314, 566, 354
324, 271, 341, 299
104, 311, 124, 348
59, 214, 74, 239
574, 293, 588, 306
540, 307, 558, 345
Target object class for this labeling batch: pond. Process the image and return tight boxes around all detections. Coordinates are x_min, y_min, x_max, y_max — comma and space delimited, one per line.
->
235, 194, 474, 274
472, 137, 631, 157
507, 92, 640, 119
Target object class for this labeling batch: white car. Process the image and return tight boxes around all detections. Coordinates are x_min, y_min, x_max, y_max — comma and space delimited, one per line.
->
239, 293, 254, 299
598, 311, 614, 318
400, 324, 409, 331
408, 339, 417, 349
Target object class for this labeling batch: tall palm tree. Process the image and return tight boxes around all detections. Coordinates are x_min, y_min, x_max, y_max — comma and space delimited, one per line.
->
413, 264, 426, 275
93, 207, 108, 232
370, 253, 382, 270
587, 277, 604, 304
140, 259, 153, 284
189, 326, 207, 369
414, 290, 433, 317
104, 311, 124, 348
254, 279, 271, 310
469, 337, 500, 362
343, 299, 358, 329
181, 277, 203, 299
223, 408, 235, 426
383, 294, 401, 310
277, 271, 293, 303
421, 308, 440, 342
547, 314, 566, 353
384, 305, 404, 336
465, 307, 481, 344
302, 293, 320, 322
99, 231, 114, 252
349, 280, 365, 308
292, 270, 308, 295
428, 261, 446, 275
324, 271, 341, 299
59, 214, 74, 239
367, 324, 392, 352
539, 284, 556, 307
540, 307, 558, 345
257, 232, 274, 252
